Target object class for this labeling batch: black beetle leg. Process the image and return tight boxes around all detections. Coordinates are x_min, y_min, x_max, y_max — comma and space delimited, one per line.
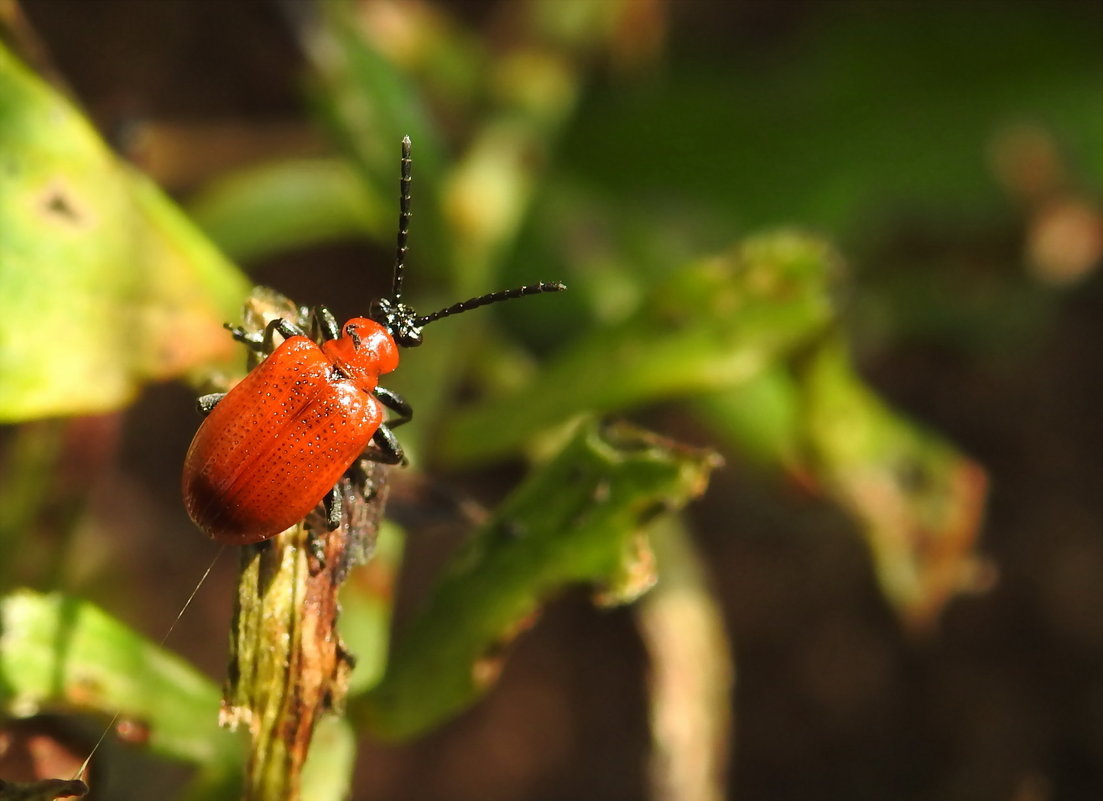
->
364, 424, 406, 466
196, 393, 225, 416
225, 323, 265, 353
262, 318, 307, 353
323, 484, 342, 531
310, 305, 340, 344
227, 317, 306, 357
227, 317, 307, 354
374, 387, 412, 428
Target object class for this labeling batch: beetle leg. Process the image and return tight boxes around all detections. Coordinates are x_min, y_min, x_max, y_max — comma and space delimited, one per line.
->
323, 484, 342, 531
196, 393, 225, 416
225, 323, 265, 353
365, 424, 406, 466
374, 387, 413, 428
262, 318, 307, 353
310, 305, 340, 344
225, 317, 305, 355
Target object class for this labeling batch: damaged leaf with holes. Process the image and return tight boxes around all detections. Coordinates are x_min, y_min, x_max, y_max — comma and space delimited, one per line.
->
355, 419, 721, 739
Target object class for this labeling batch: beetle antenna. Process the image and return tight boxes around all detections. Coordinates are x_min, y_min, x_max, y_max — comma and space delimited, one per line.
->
368, 137, 565, 348
391, 135, 413, 302
413, 282, 566, 328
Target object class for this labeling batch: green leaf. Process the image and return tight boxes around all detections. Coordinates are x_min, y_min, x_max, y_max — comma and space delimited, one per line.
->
0, 43, 250, 422
0, 590, 242, 788
697, 335, 988, 627
300, 716, 356, 801
355, 419, 720, 739
438, 231, 841, 465
188, 158, 389, 264
797, 337, 989, 628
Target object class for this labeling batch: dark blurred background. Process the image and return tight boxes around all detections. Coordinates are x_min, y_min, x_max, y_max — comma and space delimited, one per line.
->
8, 1, 1102, 799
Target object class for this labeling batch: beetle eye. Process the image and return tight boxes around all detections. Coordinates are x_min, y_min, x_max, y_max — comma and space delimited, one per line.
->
394, 324, 423, 348
368, 297, 423, 347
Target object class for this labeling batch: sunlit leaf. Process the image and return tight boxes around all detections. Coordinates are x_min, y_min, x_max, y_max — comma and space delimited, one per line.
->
0, 590, 241, 793
0, 44, 249, 422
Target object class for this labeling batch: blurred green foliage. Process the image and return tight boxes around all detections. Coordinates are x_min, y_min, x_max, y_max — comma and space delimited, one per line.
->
562, 4, 1103, 237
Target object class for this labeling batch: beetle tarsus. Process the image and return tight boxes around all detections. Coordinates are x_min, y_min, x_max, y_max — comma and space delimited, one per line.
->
196, 393, 225, 416
263, 318, 307, 353
366, 424, 406, 466
324, 485, 342, 531
226, 323, 265, 352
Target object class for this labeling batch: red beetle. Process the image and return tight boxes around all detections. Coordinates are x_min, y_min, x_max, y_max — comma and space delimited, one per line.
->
182, 137, 564, 545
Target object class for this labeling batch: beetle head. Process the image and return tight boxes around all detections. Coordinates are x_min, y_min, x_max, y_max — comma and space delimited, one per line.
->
369, 297, 423, 348
370, 137, 564, 350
